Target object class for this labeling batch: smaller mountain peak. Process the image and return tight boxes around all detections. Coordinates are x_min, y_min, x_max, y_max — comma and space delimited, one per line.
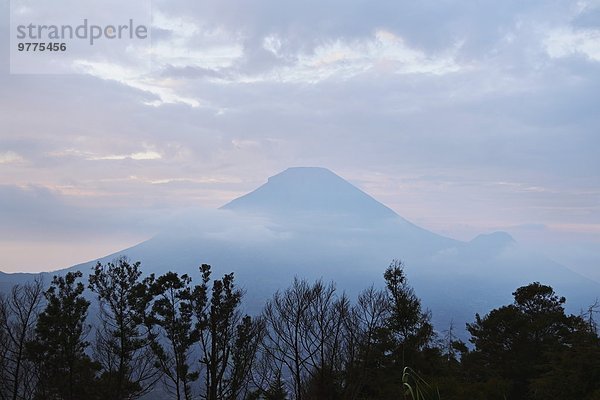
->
470, 231, 516, 248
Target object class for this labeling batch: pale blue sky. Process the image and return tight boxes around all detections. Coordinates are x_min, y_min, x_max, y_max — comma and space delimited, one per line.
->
0, 0, 599, 279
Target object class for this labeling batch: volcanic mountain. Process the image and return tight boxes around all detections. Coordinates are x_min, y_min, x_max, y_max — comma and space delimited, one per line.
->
1, 167, 598, 334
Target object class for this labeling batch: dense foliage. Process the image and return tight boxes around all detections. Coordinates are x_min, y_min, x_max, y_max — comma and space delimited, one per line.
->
0, 258, 598, 400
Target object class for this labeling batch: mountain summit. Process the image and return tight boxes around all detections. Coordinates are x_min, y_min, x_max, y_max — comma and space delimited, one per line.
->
221, 167, 398, 219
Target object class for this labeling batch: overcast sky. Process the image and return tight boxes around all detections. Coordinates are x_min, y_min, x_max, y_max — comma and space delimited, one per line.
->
1, 0, 599, 279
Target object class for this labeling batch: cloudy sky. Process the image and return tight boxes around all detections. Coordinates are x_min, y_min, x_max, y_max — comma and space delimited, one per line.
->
1, 0, 599, 279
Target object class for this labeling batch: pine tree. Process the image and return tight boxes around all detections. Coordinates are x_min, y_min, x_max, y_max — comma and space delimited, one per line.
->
26, 271, 99, 400
383, 260, 434, 369
88, 258, 160, 399
465, 282, 593, 400
357, 261, 435, 400
145, 272, 198, 400
263, 372, 288, 400
194, 265, 262, 400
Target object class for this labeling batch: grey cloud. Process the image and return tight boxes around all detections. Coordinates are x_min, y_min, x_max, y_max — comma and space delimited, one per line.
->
162, 0, 559, 49
153, 0, 577, 78
0, 184, 170, 239
0, 183, 290, 249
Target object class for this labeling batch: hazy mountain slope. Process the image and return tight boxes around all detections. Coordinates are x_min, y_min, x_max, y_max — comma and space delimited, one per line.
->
1, 167, 598, 336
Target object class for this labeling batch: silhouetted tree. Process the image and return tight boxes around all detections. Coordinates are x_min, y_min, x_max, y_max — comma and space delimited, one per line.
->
194, 264, 263, 400
341, 286, 390, 400
264, 372, 289, 400
530, 313, 600, 400
145, 272, 198, 400
384, 260, 434, 368
465, 282, 598, 400
261, 279, 351, 400
0, 278, 44, 400
261, 278, 314, 400
583, 298, 599, 335
356, 261, 435, 400
88, 258, 160, 399
3, 257, 597, 400
26, 271, 98, 400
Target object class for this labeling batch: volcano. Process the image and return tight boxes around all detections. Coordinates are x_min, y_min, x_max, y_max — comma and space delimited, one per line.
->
1, 167, 598, 335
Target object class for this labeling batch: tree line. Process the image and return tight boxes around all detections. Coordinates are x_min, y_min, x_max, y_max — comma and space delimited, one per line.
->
1, 258, 599, 400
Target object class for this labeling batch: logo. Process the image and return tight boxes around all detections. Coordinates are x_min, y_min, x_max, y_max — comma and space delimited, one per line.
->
10, 0, 152, 74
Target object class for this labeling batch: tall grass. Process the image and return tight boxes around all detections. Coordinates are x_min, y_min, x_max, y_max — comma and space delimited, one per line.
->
401, 367, 441, 400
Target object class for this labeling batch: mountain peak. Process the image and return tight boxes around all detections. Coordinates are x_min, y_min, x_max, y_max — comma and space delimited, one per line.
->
221, 167, 398, 219
270, 166, 336, 179
265, 167, 344, 187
